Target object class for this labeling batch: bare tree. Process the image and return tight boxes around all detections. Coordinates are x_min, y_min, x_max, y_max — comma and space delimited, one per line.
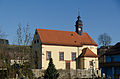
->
17, 24, 32, 45
98, 33, 112, 46
16, 24, 34, 78
17, 24, 22, 45
0, 27, 6, 39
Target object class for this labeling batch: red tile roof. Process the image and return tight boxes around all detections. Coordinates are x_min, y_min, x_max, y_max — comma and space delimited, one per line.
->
79, 48, 98, 57
36, 29, 97, 47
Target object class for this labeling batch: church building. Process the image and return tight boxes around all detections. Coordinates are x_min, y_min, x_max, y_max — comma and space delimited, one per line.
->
32, 14, 98, 70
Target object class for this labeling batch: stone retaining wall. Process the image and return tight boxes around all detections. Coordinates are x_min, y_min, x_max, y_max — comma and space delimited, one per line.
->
32, 69, 101, 79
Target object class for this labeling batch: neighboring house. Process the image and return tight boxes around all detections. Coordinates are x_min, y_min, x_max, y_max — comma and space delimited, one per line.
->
0, 39, 9, 45
100, 42, 120, 79
32, 15, 98, 70
0, 45, 31, 66
97, 46, 112, 65
97, 46, 111, 56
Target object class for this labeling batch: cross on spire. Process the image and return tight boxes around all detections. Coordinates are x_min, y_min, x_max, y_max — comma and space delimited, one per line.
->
78, 8, 80, 16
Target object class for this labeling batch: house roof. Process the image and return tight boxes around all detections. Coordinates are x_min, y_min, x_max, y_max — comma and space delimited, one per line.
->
0, 45, 30, 60
104, 42, 120, 56
79, 48, 98, 57
36, 29, 97, 47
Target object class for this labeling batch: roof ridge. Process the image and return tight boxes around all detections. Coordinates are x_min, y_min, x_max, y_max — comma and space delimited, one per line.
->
36, 28, 87, 33
36, 28, 73, 32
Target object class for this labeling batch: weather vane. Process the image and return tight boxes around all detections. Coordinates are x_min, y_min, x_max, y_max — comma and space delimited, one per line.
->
78, 8, 80, 16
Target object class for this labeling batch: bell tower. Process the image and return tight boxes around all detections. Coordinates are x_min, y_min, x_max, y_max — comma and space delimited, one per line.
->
75, 9, 83, 35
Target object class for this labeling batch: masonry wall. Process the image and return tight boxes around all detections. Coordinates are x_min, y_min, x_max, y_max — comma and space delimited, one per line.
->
32, 69, 101, 79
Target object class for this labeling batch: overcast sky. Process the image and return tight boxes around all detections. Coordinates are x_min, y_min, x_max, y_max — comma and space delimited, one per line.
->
0, 0, 120, 45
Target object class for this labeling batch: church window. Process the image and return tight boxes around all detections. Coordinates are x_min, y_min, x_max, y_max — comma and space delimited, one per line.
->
89, 61, 93, 66
59, 52, 64, 61
46, 51, 51, 60
72, 52, 76, 61
37, 39, 39, 43
35, 31, 38, 35
34, 40, 36, 44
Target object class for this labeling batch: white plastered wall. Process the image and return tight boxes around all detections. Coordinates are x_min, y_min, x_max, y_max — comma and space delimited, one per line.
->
42, 45, 77, 69
41, 45, 98, 70
79, 57, 98, 70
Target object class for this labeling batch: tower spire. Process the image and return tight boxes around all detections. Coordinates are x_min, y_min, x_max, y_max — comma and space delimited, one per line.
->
75, 9, 83, 35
